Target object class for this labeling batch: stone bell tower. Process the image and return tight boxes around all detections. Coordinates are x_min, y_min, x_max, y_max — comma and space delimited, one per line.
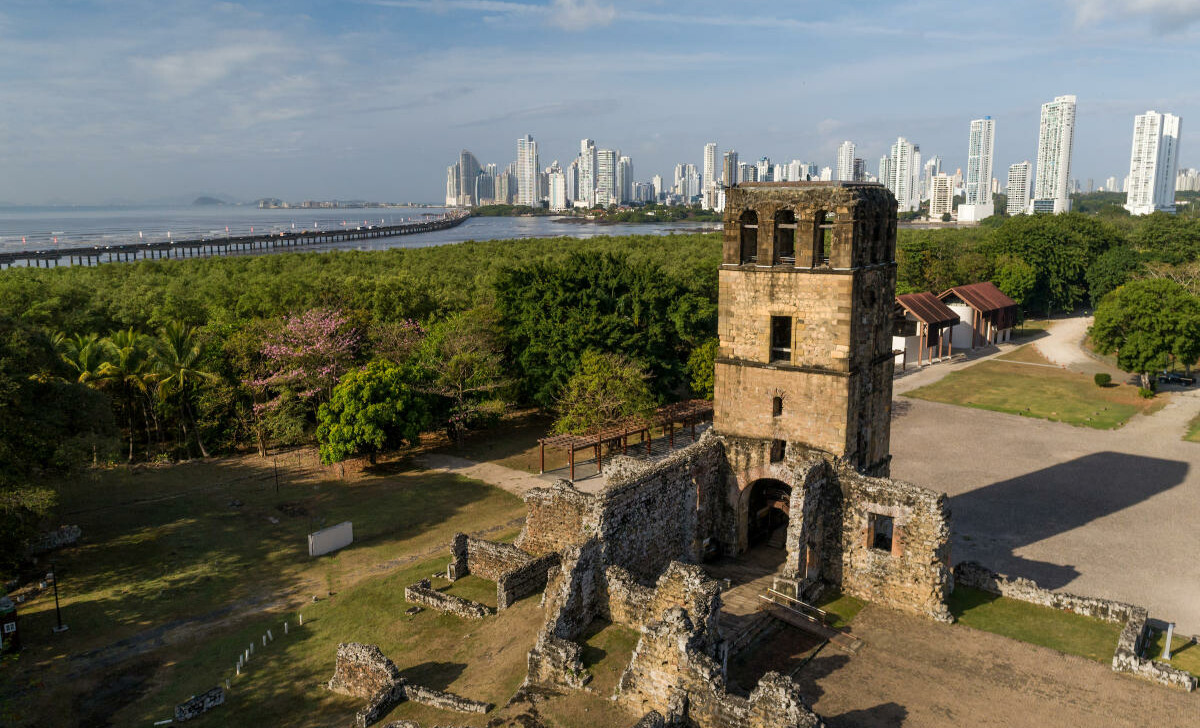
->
713, 182, 898, 476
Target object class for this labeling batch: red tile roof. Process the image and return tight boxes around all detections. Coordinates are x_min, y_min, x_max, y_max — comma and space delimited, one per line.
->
896, 292, 960, 327
938, 282, 1019, 328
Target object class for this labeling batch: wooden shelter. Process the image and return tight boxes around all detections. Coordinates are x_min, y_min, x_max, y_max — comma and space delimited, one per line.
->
938, 282, 1019, 349
892, 292, 961, 368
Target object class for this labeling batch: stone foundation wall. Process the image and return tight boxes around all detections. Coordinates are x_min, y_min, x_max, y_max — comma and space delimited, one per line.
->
403, 579, 492, 619
447, 533, 559, 609
954, 562, 1197, 691
498, 552, 559, 609
516, 480, 596, 556
174, 687, 224, 722
404, 684, 492, 713
601, 563, 723, 640
834, 466, 952, 622
28, 525, 82, 555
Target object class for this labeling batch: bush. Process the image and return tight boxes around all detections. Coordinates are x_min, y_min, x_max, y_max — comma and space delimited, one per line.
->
1093, 373, 1111, 387
1138, 387, 1155, 399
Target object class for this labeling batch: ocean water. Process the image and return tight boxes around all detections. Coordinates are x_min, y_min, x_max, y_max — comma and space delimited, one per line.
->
0, 205, 720, 260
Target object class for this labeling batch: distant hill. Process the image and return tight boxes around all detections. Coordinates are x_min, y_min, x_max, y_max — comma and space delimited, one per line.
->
193, 196, 226, 206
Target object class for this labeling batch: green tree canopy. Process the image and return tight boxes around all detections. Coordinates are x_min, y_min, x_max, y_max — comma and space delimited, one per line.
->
687, 338, 718, 400
316, 360, 431, 464
553, 351, 655, 435
1091, 279, 1200, 386
1085, 247, 1144, 306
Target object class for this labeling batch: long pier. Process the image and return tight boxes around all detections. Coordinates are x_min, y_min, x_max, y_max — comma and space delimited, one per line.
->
0, 212, 471, 269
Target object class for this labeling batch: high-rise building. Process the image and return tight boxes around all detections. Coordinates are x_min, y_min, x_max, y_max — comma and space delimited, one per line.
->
445, 149, 483, 207
819, 166, 833, 182
853, 158, 866, 182
959, 116, 996, 221
516, 134, 539, 206
1177, 168, 1200, 192
773, 164, 787, 183
921, 156, 943, 201
674, 163, 699, 200
634, 182, 656, 204
722, 150, 738, 187
836, 141, 856, 182
887, 137, 920, 212
578, 139, 597, 207
1105, 175, 1118, 192
1125, 110, 1182, 215
617, 156, 634, 204
565, 159, 579, 203
652, 174, 663, 200
1006, 161, 1032, 216
878, 156, 891, 190
703, 143, 719, 209
756, 157, 773, 182
595, 149, 617, 206
738, 162, 757, 183
1032, 95, 1076, 213
548, 162, 567, 211
929, 174, 954, 218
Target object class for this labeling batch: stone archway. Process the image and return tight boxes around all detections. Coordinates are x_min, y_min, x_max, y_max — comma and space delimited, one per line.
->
746, 478, 791, 548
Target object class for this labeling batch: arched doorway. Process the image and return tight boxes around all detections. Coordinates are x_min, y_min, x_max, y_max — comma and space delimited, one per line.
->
746, 478, 791, 548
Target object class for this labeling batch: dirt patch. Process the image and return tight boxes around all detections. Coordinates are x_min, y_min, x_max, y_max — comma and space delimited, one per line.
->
72, 659, 161, 727
275, 501, 309, 517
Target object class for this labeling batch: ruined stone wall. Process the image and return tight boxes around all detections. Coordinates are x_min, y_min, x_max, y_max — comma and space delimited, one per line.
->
329, 643, 403, 699
616, 606, 823, 728
515, 480, 596, 556
600, 563, 723, 640
447, 533, 558, 609
497, 552, 559, 610
403, 579, 492, 619
174, 687, 224, 722
832, 467, 952, 622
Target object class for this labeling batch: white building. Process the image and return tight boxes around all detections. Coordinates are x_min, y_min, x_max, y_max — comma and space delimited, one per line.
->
836, 141, 856, 182
921, 156, 942, 201
887, 137, 921, 212
652, 175, 663, 200
1125, 110, 1181, 215
516, 134, 539, 207
702, 142, 719, 209
940, 282, 1018, 350
756, 157, 773, 182
617, 156, 634, 204
1032, 95, 1076, 213
547, 162, 567, 211
959, 116, 996, 221
929, 174, 954, 218
1007, 161, 1032, 216
819, 166, 833, 181
1105, 175, 1118, 192
1179, 168, 1200, 192
595, 149, 617, 206
578, 139, 597, 207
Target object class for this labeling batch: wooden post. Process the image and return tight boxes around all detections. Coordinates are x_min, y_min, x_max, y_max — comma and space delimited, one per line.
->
569, 446, 575, 480
539, 441, 545, 474
595, 442, 602, 473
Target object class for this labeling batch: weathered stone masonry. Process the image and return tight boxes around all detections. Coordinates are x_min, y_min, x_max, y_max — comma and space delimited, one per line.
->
447, 533, 560, 609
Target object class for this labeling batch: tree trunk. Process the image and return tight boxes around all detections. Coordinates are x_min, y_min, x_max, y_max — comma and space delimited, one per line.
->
185, 399, 210, 458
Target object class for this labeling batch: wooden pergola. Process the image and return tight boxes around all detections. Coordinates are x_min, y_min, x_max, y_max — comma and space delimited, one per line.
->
538, 399, 714, 479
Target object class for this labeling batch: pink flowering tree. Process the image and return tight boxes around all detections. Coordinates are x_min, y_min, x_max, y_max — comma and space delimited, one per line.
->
246, 308, 362, 429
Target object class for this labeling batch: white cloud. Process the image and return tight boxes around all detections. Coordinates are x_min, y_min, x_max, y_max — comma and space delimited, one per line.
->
547, 0, 616, 30
1070, 0, 1200, 30
133, 41, 288, 96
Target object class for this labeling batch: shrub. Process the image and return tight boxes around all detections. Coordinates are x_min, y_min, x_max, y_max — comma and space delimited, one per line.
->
1138, 387, 1155, 399
1093, 373, 1111, 387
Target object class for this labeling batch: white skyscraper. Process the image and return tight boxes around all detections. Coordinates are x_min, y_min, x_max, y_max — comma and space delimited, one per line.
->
878, 156, 891, 189
651, 174, 663, 200
548, 162, 567, 211
595, 149, 617, 206
960, 116, 996, 221
1125, 110, 1181, 215
836, 141, 856, 182
921, 156, 942, 201
756, 157, 772, 182
578, 139, 597, 207
702, 142, 719, 209
617, 155, 634, 204
887, 137, 920, 212
929, 174, 954, 219
1007, 161, 1032, 216
1032, 95, 1076, 213
819, 166, 833, 182
516, 134, 539, 207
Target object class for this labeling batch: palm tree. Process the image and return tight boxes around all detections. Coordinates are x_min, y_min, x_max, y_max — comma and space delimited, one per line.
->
99, 328, 156, 462
58, 333, 108, 386
154, 322, 218, 458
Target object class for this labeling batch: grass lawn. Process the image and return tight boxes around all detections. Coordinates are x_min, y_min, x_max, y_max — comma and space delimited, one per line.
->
0, 452, 527, 727
949, 587, 1122, 664
1142, 629, 1200, 679
1186, 412, 1200, 443
815, 592, 867, 630
906, 346, 1166, 429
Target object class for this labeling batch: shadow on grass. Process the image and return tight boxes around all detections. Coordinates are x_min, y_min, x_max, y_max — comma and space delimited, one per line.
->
947, 585, 1000, 620
828, 702, 909, 728
399, 661, 467, 691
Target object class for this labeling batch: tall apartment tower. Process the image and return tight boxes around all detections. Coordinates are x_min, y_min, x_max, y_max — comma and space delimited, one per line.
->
723, 150, 739, 187
703, 142, 719, 209
617, 156, 634, 204
887, 138, 920, 212
1125, 111, 1182, 215
959, 116, 996, 222
547, 162, 567, 211
516, 134, 539, 207
595, 149, 617, 206
578, 139, 597, 207
1007, 161, 1032, 215
714, 182, 898, 476
1032, 95, 1076, 213
929, 174, 954, 218
836, 141, 856, 181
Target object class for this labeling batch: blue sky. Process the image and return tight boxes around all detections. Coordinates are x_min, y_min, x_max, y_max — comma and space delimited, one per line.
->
1, 0, 1198, 204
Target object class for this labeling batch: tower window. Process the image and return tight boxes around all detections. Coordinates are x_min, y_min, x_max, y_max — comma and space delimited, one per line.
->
770, 439, 786, 462
739, 210, 758, 263
813, 211, 831, 266
769, 316, 792, 363
772, 396, 783, 417
774, 209, 796, 264
869, 513, 894, 553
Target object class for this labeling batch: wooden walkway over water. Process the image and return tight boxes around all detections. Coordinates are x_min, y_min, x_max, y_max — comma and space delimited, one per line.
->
0, 212, 470, 269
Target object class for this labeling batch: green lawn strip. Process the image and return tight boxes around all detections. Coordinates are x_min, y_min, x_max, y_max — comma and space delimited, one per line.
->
580, 620, 641, 692
1185, 412, 1200, 443
1141, 629, 1200, 679
949, 587, 1122, 663
114, 554, 544, 727
814, 592, 867, 630
904, 360, 1155, 429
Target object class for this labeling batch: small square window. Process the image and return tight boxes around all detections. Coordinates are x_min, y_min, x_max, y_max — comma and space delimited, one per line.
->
870, 514, 894, 552
3, 622, 14, 634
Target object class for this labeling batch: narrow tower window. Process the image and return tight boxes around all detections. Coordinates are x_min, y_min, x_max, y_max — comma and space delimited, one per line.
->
772, 396, 783, 417
740, 210, 758, 263
769, 316, 792, 363
774, 209, 796, 264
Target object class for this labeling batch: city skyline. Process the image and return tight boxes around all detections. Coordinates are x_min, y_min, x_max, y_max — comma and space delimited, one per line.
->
1, 1, 1198, 205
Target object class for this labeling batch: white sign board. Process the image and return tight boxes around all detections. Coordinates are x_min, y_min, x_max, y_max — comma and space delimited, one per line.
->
308, 521, 353, 557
